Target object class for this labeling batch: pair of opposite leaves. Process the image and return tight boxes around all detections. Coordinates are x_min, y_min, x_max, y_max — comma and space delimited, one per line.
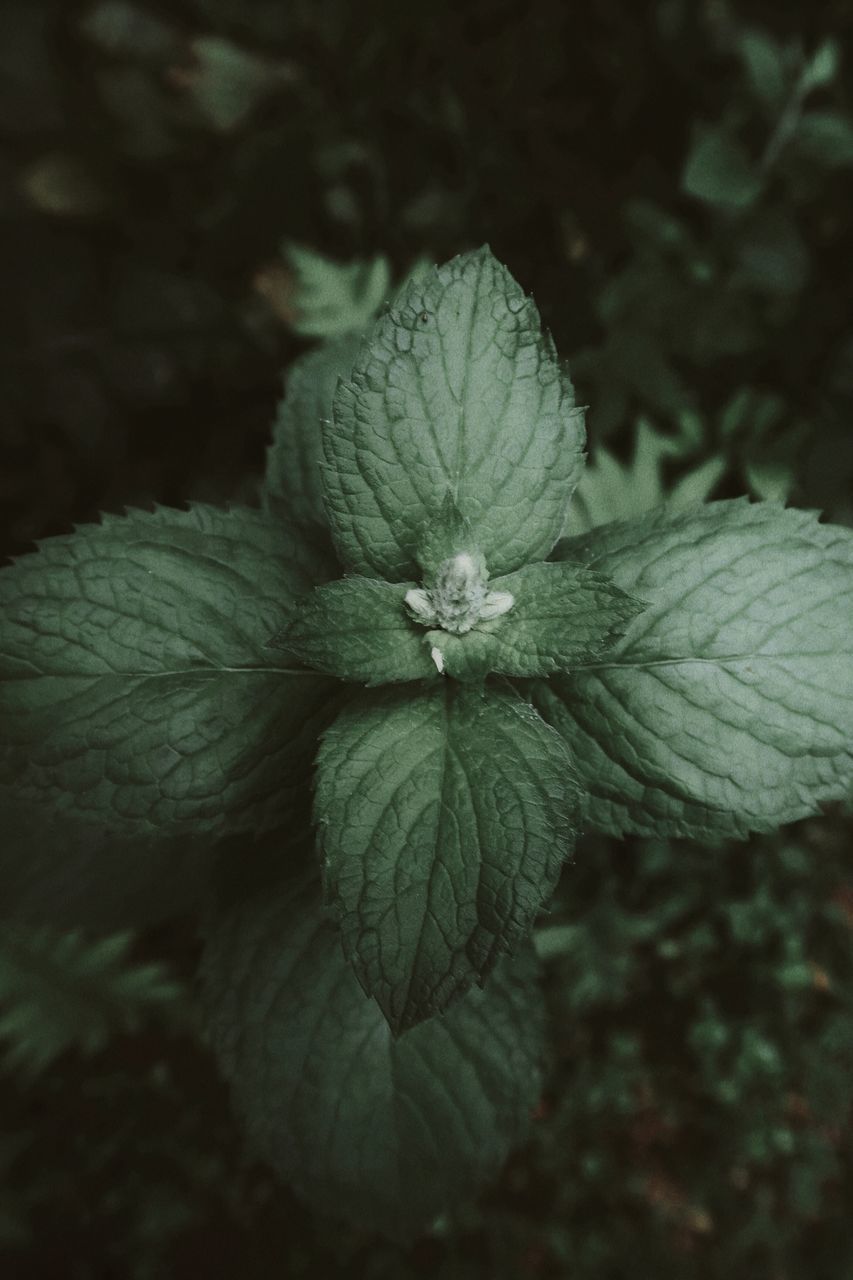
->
1, 248, 852, 1038
263, 244, 853, 1035
2, 246, 852, 1236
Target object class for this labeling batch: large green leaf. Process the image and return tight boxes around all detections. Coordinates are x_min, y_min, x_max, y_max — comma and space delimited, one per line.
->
201, 872, 544, 1238
536, 500, 853, 840
314, 683, 581, 1032
322, 245, 585, 581
262, 334, 362, 529
0, 505, 337, 841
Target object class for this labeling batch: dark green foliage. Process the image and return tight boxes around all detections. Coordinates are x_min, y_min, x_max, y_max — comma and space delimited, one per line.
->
2, 0, 853, 1276
0, 924, 184, 1075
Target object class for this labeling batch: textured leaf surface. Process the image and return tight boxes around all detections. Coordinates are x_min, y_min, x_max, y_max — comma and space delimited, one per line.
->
424, 561, 645, 680
537, 500, 853, 840
314, 684, 580, 1031
322, 246, 585, 581
274, 576, 437, 685
263, 334, 361, 529
0, 505, 337, 840
201, 872, 544, 1237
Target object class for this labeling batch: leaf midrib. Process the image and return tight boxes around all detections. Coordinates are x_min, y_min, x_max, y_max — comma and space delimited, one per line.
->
570, 650, 850, 672
2, 665, 315, 680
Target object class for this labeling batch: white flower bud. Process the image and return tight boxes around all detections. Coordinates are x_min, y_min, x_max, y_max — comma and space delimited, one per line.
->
404, 550, 514, 636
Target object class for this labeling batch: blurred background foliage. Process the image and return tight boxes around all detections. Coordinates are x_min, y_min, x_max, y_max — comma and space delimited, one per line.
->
1, 0, 853, 1276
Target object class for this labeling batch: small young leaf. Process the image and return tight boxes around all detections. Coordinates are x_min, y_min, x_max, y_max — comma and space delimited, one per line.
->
201, 872, 545, 1238
314, 683, 581, 1032
415, 489, 476, 581
262, 334, 362, 528
541, 501, 853, 841
274, 576, 437, 685
421, 561, 645, 681
0, 505, 337, 841
683, 128, 762, 208
322, 245, 585, 581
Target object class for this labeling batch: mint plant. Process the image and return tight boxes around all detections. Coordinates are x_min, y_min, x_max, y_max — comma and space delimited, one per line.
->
1, 247, 852, 1239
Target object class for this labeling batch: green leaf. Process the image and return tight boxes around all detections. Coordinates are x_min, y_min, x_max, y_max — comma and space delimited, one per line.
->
322, 245, 585, 582
791, 110, 853, 169
262, 334, 362, 529
422, 561, 645, 681
799, 39, 841, 95
0, 505, 337, 841
0, 923, 183, 1075
284, 244, 391, 339
415, 488, 476, 581
314, 683, 581, 1031
564, 419, 724, 535
274, 576, 437, 685
278, 562, 642, 686
667, 455, 727, 508
744, 460, 795, 504
183, 35, 289, 133
201, 872, 545, 1237
540, 501, 853, 840
736, 29, 787, 110
682, 128, 762, 208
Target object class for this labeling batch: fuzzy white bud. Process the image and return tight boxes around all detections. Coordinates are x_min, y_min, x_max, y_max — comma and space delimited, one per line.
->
404, 551, 514, 636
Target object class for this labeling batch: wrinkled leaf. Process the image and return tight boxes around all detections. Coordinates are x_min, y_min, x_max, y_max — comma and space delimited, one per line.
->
201, 871, 545, 1237
0, 505, 336, 841
314, 683, 580, 1031
323, 245, 585, 581
541, 500, 853, 840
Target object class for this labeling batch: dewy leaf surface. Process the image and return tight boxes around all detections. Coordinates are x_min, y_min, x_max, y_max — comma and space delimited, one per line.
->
535, 500, 853, 840
314, 683, 581, 1032
263, 333, 362, 529
0, 505, 337, 841
322, 245, 585, 581
201, 872, 544, 1238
